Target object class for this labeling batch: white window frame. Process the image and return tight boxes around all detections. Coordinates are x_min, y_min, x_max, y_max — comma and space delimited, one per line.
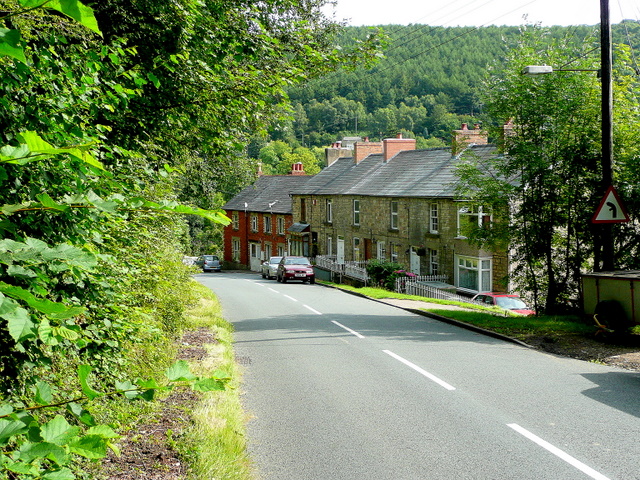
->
232, 212, 239, 230
390, 243, 398, 262
232, 238, 241, 262
455, 255, 492, 293
277, 216, 285, 235
457, 205, 491, 238
353, 199, 360, 226
377, 241, 386, 261
277, 244, 286, 257
264, 215, 272, 234
326, 199, 333, 223
429, 248, 439, 275
353, 237, 361, 261
390, 201, 398, 230
251, 214, 258, 233
430, 203, 439, 234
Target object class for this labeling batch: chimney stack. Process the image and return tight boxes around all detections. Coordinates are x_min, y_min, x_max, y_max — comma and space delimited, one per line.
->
353, 138, 383, 164
289, 162, 305, 175
452, 123, 488, 154
382, 133, 416, 162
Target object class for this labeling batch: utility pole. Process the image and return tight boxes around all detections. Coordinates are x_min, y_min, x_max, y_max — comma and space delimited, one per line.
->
600, 0, 614, 271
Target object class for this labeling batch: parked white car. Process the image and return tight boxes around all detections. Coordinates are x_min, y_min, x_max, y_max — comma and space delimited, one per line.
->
261, 256, 282, 280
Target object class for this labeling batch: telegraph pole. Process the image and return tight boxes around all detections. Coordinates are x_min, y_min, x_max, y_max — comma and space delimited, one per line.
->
600, 0, 614, 271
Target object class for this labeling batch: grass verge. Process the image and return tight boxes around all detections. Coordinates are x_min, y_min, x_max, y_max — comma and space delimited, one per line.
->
179, 280, 252, 480
321, 281, 596, 341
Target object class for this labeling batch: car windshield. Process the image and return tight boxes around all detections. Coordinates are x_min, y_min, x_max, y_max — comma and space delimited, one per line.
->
495, 296, 528, 310
203, 256, 218, 261
270, 257, 283, 264
285, 257, 310, 265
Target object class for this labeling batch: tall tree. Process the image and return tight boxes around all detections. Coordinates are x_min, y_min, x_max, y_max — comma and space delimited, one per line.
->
456, 25, 640, 314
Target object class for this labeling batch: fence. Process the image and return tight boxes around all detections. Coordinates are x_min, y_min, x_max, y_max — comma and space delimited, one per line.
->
396, 275, 483, 306
315, 255, 370, 283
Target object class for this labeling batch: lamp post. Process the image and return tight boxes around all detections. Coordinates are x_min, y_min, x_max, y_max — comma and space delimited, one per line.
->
522, 0, 615, 271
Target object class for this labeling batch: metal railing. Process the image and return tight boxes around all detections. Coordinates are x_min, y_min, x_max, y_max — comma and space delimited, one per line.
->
315, 255, 370, 283
397, 277, 484, 306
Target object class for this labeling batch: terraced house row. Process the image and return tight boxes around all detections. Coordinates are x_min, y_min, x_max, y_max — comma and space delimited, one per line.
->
223, 125, 511, 295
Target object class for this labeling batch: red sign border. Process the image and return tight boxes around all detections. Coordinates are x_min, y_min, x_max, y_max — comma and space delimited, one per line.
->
591, 185, 630, 224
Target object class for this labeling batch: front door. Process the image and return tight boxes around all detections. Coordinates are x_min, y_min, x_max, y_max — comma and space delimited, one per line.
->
409, 247, 420, 275
336, 236, 345, 264
249, 243, 261, 271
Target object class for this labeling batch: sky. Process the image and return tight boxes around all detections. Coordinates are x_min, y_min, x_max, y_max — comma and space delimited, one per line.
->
322, 0, 640, 27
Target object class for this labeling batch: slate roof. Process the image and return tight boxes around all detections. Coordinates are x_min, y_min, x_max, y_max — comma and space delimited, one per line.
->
223, 175, 312, 214
292, 144, 502, 198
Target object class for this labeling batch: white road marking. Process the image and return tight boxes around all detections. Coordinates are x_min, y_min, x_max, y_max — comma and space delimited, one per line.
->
332, 321, 365, 338
303, 305, 322, 315
383, 350, 456, 391
284, 295, 298, 302
268, 288, 279, 294
507, 424, 611, 480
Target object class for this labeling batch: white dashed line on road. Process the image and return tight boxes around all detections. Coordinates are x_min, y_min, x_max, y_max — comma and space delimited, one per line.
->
303, 305, 322, 315
383, 350, 456, 391
332, 321, 365, 338
507, 424, 611, 480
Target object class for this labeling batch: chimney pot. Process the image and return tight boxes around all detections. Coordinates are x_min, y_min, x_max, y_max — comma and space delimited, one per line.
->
396, 133, 403, 139
461, 123, 468, 130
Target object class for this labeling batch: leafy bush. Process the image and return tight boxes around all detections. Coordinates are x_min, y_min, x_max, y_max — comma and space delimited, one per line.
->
365, 260, 405, 290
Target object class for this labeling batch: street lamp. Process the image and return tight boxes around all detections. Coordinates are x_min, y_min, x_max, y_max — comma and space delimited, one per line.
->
522, 0, 615, 271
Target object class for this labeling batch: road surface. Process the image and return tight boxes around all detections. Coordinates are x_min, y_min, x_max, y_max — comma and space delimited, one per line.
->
197, 272, 640, 480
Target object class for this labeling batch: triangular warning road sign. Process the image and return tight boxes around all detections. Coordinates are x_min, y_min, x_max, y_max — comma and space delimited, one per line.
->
592, 185, 630, 223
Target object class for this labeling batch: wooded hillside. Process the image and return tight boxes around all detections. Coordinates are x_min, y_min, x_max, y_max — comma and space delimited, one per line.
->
273, 22, 640, 148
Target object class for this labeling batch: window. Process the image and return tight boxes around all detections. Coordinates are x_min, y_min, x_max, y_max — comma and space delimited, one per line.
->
232, 212, 239, 230
377, 241, 386, 261
264, 215, 272, 234
457, 205, 491, 238
277, 244, 285, 257
353, 199, 360, 226
429, 248, 439, 275
456, 255, 492, 292
390, 243, 398, 262
430, 203, 439, 234
263, 242, 271, 258
277, 217, 285, 235
232, 239, 241, 261
353, 237, 361, 261
390, 201, 398, 230
326, 199, 333, 223
251, 215, 258, 232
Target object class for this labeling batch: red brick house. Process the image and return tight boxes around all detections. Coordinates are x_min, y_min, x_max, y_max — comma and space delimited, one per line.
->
222, 165, 312, 271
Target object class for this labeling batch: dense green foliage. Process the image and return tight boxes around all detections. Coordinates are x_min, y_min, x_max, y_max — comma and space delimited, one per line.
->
455, 25, 640, 314
0, 0, 384, 477
261, 22, 640, 150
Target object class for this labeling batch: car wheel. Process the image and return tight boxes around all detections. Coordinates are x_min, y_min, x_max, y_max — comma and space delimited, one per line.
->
281, 276, 287, 283
261, 271, 266, 278
310, 278, 315, 284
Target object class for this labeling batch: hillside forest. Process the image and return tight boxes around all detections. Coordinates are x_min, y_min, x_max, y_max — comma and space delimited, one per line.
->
254, 22, 640, 173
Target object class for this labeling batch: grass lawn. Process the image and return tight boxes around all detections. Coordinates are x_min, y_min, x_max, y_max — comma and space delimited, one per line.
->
321, 281, 595, 341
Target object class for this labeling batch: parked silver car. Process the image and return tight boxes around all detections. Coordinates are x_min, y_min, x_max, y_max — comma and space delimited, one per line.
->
196, 255, 221, 272
261, 256, 282, 280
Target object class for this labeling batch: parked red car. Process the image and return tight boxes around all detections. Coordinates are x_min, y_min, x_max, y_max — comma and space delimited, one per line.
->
276, 256, 315, 284
472, 292, 535, 316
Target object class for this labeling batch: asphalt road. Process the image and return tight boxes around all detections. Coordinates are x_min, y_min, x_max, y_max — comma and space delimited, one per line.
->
196, 271, 640, 480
